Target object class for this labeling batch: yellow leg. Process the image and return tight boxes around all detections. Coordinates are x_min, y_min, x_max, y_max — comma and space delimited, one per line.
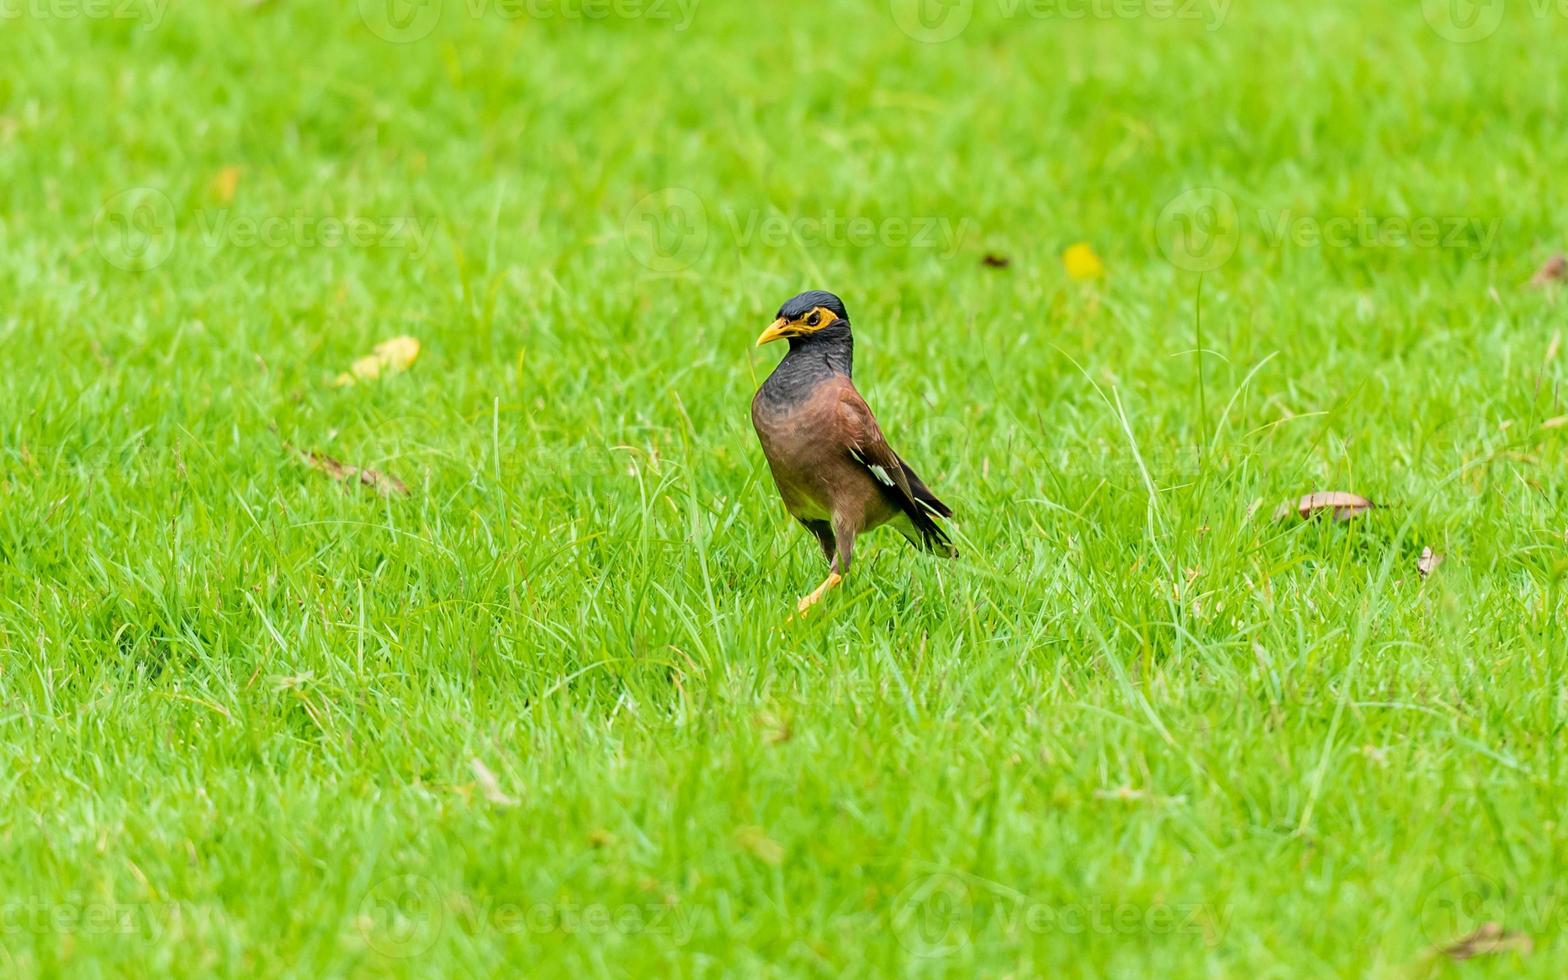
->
795, 571, 844, 616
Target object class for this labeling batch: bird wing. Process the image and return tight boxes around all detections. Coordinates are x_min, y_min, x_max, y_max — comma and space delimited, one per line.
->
834, 382, 955, 554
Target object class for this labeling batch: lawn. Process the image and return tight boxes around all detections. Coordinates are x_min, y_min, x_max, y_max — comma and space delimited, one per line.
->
1, 0, 1566, 975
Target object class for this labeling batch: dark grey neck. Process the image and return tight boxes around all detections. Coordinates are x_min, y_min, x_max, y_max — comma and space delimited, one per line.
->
755, 321, 854, 411
788, 320, 854, 375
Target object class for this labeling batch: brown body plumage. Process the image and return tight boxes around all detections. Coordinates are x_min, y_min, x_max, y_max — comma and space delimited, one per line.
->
751, 290, 954, 614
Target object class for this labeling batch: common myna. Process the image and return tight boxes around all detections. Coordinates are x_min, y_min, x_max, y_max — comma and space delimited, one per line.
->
751, 290, 955, 614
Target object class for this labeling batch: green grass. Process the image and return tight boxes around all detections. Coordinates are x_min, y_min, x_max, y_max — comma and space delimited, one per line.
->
2, 0, 1566, 975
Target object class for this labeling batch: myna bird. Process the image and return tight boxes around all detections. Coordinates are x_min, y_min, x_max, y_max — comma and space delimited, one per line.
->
751, 290, 955, 614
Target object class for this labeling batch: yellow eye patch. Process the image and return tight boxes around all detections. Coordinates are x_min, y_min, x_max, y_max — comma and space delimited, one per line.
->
796, 307, 838, 331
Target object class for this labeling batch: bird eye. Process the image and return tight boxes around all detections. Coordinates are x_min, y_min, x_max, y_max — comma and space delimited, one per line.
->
806, 313, 821, 327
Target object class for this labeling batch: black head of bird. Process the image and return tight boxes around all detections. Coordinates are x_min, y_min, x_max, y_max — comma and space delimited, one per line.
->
755, 290, 851, 348
750, 290, 955, 617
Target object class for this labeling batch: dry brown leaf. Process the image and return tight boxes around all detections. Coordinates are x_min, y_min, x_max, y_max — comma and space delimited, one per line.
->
209, 165, 242, 205
298, 449, 410, 498
1440, 922, 1532, 961
1274, 492, 1376, 522
755, 710, 792, 745
734, 826, 785, 866
469, 758, 518, 806
334, 336, 421, 386
1529, 254, 1566, 288
981, 253, 1012, 268
1418, 547, 1444, 578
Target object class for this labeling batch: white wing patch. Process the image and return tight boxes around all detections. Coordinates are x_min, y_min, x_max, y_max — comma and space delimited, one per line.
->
851, 448, 896, 487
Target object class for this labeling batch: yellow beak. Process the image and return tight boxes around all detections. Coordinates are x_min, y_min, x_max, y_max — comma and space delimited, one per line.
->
755, 317, 793, 347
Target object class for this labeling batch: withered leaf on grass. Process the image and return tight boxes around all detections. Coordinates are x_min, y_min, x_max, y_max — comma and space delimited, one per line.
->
209, 165, 242, 205
334, 336, 421, 387
755, 710, 792, 745
734, 826, 785, 866
469, 758, 518, 807
1439, 922, 1532, 961
298, 449, 410, 498
1273, 492, 1376, 522
1529, 253, 1566, 288
1418, 547, 1444, 578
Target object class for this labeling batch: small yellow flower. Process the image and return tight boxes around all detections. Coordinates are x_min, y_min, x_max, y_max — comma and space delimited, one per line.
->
1063, 242, 1106, 281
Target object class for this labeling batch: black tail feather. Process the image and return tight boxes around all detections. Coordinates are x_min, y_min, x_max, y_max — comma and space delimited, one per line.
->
899, 459, 953, 518
896, 459, 956, 556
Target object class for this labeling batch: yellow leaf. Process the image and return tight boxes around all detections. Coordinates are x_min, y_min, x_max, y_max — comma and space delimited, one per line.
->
209, 165, 242, 205
335, 336, 421, 386
1063, 242, 1105, 280
469, 758, 518, 806
734, 826, 784, 866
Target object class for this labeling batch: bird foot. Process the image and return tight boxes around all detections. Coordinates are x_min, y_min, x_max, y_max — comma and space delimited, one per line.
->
793, 572, 843, 618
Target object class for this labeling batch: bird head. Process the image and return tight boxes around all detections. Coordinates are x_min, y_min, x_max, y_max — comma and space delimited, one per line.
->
756, 290, 850, 346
